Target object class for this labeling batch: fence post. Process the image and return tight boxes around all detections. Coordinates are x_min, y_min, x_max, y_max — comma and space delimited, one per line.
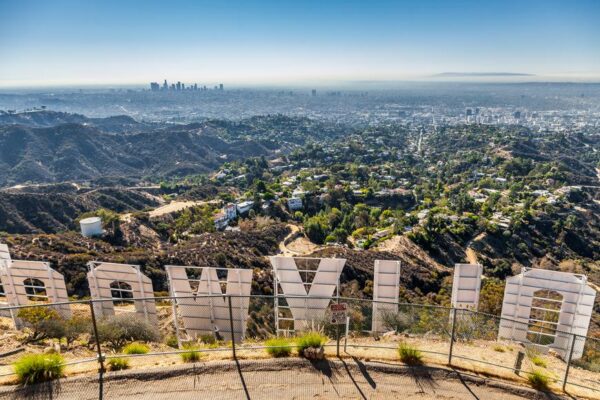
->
562, 334, 577, 392
228, 295, 237, 359
344, 316, 350, 353
89, 300, 105, 400
336, 322, 341, 358
448, 307, 457, 365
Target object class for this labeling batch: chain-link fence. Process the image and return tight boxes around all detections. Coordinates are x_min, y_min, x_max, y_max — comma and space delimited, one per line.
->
0, 295, 598, 399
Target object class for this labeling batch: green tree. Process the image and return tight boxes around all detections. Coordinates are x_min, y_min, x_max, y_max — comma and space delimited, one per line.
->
478, 279, 505, 315
305, 216, 327, 244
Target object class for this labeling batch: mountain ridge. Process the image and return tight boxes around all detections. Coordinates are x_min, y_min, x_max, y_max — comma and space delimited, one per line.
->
0, 120, 273, 187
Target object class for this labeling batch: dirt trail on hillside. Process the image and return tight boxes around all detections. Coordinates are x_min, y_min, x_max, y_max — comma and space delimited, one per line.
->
279, 224, 321, 256
148, 200, 218, 218
278, 224, 300, 255
376, 235, 447, 272
465, 232, 486, 264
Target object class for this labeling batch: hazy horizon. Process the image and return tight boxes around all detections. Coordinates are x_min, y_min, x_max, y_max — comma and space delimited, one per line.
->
1, 0, 599, 88
3, 76, 600, 92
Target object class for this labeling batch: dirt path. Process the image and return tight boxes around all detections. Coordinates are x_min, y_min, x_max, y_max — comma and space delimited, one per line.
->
0, 359, 550, 400
278, 224, 300, 255
465, 248, 478, 264
278, 224, 321, 256
148, 200, 218, 218
465, 232, 486, 264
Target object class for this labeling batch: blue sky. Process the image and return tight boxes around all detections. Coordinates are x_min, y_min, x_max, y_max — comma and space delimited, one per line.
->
0, 0, 599, 87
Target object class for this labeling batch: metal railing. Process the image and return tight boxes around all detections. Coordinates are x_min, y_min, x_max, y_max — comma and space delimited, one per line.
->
0, 294, 598, 398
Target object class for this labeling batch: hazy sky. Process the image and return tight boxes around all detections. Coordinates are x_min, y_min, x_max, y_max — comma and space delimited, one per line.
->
0, 0, 599, 87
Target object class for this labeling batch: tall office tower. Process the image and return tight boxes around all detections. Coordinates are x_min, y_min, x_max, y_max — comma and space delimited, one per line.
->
163, 79, 168, 90
181, 83, 185, 90
176, 81, 181, 91
194, 83, 198, 90
466, 108, 473, 116
311, 89, 317, 96
219, 83, 224, 90
150, 82, 160, 91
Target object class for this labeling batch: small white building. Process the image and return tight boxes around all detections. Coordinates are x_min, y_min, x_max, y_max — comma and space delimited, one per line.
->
214, 171, 227, 180
213, 212, 229, 230
80, 217, 103, 237
236, 201, 254, 215
224, 203, 237, 221
287, 197, 303, 211
292, 189, 308, 197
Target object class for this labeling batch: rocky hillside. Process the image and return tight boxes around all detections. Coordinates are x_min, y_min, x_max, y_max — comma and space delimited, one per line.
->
1, 217, 451, 305
0, 186, 161, 233
2, 222, 291, 297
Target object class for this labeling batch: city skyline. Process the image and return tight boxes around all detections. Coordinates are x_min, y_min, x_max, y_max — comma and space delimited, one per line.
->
1, 0, 599, 88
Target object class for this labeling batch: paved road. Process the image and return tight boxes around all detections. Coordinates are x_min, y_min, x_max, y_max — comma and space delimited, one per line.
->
0, 359, 560, 400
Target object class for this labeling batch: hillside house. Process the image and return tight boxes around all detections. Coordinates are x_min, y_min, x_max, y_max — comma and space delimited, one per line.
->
236, 201, 254, 215
213, 212, 229, 230
287, 197, 303, 211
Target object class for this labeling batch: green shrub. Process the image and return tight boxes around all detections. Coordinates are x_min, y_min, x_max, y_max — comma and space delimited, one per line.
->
17, 308, 90, 346
493, 345, 505, 353
95, 315, 159, 350
13, 354, 65, 385
526, 348, 547, 368
17, 307, 63, 342
165, 335, 179, 348
199, 334, 216, 345
265, 337, 293, 358
107, 357, 130, 371
180, 344, 203, 363
380, 310, 412, 333
296, 331, 327, 355
123, 342, 150, 355
530, 355, 547, 368
571, 359, 600, 373
64, 317, 91, 347
398, 343, 423, 365
414, 308, 450, 335
453, 313, 499, 342
527, 369, 550, 390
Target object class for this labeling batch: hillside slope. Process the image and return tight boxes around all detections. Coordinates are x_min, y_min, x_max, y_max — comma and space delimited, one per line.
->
0, 187, 160, 233
0, 123, 271, 186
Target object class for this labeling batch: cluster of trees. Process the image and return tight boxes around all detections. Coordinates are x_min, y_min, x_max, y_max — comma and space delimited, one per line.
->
151, 204, 217, 242
302, 203, 412, 246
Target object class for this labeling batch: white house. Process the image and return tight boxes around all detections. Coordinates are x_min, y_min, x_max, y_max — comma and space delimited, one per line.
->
224, 203, 237, 221
213, 212, 229, 230
287, 197, 303, 211
236, 201, 254, 215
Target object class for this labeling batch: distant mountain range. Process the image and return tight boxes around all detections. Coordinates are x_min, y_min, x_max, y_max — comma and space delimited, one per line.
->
0, 110, 152, 132
0, 111, 275, 187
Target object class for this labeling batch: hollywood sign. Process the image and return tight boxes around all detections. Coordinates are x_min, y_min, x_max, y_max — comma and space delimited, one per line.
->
0, 244, 596, 358
165, 265, 252, 342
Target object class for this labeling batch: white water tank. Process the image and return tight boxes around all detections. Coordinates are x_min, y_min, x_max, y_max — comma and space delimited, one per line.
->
80, 217, 103, 237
